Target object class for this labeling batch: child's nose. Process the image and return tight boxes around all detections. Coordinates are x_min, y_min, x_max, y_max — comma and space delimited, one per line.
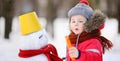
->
75, 22, 79, 26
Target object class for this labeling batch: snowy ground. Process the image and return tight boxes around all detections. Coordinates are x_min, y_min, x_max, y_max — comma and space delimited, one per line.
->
0, 17, 120, 61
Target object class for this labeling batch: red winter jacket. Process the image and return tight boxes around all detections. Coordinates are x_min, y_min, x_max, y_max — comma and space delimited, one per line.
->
67, 38, 103, 61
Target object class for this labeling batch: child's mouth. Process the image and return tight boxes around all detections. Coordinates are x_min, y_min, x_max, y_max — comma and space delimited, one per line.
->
75, 28, 78, 31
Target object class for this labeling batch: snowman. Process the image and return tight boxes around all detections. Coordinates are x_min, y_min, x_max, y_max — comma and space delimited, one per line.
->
18, 12, 62, 61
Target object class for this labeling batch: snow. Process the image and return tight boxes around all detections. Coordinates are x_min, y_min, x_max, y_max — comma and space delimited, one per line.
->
0, 17, 120, 61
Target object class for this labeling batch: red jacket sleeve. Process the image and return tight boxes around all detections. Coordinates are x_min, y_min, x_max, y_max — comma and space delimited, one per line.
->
77, 38, 103, 61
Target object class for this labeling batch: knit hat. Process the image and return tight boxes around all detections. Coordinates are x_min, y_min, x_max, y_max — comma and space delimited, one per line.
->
68, 0, 93, 20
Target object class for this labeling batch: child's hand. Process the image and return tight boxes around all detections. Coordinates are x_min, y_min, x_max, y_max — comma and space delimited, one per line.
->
68, 47, 79, 58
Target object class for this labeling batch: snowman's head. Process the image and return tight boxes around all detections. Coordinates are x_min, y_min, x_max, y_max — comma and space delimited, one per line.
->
19, 12, 49, 50
20, 29, 48, 50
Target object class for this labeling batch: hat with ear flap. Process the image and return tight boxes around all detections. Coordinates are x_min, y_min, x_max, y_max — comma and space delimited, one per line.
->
68, 0, 107, 33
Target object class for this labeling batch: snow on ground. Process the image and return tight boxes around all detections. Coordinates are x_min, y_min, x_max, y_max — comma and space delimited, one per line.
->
0, 17, 120, 61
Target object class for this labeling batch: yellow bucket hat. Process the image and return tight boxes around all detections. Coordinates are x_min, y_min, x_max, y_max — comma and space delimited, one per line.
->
19, 12, 43, 35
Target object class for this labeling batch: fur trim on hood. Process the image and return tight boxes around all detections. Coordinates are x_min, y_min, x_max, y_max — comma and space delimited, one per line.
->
84, 10, 106, 32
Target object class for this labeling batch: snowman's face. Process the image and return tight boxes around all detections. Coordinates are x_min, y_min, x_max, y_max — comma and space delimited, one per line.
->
20, 29, 48, 50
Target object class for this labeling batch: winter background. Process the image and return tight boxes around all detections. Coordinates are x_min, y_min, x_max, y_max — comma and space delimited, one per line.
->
0, 17, 120, 61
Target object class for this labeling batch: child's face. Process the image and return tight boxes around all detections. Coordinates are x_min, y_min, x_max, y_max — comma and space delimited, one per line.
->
70, 15, 87, 34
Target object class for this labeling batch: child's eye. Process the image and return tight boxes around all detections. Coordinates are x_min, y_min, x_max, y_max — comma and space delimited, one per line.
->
39, 35, 43, 39
79, 21, 84, 23
78, 21, 86, 24
71, 21, 76, 23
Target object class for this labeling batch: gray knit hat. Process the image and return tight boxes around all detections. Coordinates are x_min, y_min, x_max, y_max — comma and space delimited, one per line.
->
68, 0, 93, 20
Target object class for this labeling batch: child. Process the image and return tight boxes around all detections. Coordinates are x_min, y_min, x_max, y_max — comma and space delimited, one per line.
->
66, 0, 113, 61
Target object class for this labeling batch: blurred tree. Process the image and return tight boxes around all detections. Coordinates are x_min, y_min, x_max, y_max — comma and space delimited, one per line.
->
118, 0, 120, 33
0, 0, 2, 35
0, 0, 3, 17
89, 0, 100, 9
0, 0, 15, 39
106, 0, 120, 33
57, 0, 79, 17
31, 0, 40, 15
14, 0, 40, 15
45, 0, 58, 38
106, 0, 118, 18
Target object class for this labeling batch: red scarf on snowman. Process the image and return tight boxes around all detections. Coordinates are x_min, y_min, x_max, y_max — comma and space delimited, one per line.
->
18, 44, 62, 61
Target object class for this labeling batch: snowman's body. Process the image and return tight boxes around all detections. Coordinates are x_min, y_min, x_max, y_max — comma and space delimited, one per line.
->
20, 30, 49, 61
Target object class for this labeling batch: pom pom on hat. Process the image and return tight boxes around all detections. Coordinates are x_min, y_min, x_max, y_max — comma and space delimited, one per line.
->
68, 0, 93, 20
80, 0, 89, 5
